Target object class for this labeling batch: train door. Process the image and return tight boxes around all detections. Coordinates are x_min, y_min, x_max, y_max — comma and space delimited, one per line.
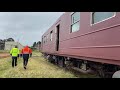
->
56, 24, 60, 51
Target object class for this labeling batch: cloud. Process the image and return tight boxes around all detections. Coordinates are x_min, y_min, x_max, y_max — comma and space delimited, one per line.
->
0, 12, 64, 46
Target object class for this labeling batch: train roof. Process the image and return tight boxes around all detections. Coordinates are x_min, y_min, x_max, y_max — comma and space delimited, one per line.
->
42, 12, 65, 37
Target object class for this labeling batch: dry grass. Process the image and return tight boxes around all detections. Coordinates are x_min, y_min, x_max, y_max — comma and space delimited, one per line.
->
0, 52, 77, 78
0, 51, 98, 78
0, 50, 9, 53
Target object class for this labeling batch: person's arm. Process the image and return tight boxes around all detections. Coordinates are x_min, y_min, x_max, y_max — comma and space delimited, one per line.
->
29, 48, 32, 53
21, 49, 22, 53
20, 49, 23, 57
30, 53, 32, 57
29, 49, 32, 57
17, 49, 20, 58
18, 49, 20, 54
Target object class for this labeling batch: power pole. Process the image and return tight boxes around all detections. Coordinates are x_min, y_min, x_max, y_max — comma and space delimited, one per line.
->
17, 38, 19, 49
17, 35, 22, 49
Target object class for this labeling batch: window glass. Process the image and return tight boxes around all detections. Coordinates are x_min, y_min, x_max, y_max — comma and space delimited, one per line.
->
93, 12, 115, 24
71, 12, 80, 24
71, 22, 80, 32
71, 12, 80, 32
44, 36, 45, 43
50, 31, 53, 41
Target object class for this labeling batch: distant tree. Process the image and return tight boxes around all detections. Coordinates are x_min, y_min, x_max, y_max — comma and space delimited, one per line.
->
6, 38, 14, 41
37, 41, 41, 45
33, 42, 37, 47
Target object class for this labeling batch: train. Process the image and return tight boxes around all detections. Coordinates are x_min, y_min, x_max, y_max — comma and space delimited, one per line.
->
41, 12, 120, 78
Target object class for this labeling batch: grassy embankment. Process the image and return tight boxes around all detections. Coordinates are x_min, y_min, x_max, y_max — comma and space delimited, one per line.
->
0, 51, 98, 78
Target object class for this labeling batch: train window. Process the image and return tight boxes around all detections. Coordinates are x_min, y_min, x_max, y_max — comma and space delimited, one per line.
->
44, 36, 45, 43
42, 37, 43, 44
92, 12, 115, 24
71, 12, 80, 32
71, 22, 80, 32
45, 36, 47, 43
50, 31, 53, 41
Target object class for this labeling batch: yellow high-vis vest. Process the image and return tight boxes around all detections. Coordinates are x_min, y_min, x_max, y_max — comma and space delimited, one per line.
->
10, 48, 20, 57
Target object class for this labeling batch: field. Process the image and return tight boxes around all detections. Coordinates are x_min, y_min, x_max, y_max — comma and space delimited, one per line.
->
0, 50, 9, 53
0, 51, 98, 78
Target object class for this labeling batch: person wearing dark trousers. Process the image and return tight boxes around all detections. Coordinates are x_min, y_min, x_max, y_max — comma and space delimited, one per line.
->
10, 45, 19, 68
21, 46, 32, 69
12, 57, 17, 67
23, 54, 29, 69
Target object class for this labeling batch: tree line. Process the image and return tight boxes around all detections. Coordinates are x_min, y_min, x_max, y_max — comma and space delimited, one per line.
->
31, 41, 41, 51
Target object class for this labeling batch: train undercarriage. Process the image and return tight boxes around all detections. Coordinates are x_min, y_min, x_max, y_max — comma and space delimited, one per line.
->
43, 53, 120, 78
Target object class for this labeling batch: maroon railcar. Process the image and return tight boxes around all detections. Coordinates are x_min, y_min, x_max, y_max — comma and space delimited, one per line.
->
41, 12, 120, 77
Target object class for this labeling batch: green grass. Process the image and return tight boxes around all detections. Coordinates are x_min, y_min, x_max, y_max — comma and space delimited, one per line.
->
0, 50, 9, 53
0, 52, 98, 78
0, 52, 76, 78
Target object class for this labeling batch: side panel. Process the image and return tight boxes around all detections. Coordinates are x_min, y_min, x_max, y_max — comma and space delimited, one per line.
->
59, 12, 120, 63
41, 12, 120, 65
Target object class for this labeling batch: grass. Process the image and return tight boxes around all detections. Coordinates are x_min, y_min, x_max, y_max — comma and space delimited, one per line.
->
0, 52, 98, 78
0, 50, 9, 53
0, 52, 76, 78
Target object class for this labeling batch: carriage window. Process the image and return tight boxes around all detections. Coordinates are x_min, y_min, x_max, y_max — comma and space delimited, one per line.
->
42, 37, 43, 44
50, 31, 53, 41
44, 36, 45, 43
71, 12, 80, 32
45, 36, 47, 43
92, 12, 115, 24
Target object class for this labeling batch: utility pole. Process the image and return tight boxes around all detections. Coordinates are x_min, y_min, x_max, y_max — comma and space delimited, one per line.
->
3, 32, 7, 50
17, 35, 22, 49
17, 38, 19, 48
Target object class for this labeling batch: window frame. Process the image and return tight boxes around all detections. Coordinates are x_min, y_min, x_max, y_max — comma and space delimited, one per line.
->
44, 36, 46, 44
91, 12, 116, 26
45, 36, 47, 43
71, 12, 80, 33
42, 37, 43, 45
50, 30, 53, 41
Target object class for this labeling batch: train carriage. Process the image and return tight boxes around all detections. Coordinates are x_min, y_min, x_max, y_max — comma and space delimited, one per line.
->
41, 12, 120, 77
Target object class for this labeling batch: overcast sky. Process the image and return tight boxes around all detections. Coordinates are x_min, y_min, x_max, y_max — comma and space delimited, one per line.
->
0, 12, 64, 46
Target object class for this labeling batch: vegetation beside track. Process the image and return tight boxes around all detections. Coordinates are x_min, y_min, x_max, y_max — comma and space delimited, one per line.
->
0, 51, 98, 78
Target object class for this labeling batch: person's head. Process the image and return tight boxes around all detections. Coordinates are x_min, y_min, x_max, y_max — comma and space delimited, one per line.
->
15, 45, 18, 48
24, 45, 29, 48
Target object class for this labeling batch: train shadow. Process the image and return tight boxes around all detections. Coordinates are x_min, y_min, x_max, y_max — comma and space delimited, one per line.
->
64, 67, 100, 78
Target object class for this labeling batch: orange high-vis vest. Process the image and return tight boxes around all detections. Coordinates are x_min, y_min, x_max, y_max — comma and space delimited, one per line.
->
21, 46, 32, 54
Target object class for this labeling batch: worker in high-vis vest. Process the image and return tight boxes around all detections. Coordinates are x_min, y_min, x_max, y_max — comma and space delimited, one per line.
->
10, 45, 20, 67
21, 46, 32, 69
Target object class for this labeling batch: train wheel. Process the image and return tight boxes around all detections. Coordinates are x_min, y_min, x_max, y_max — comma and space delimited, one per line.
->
98, 68, 105, 78
55, 57, 58, 65
58, 60, 63, 67
58, 57, 65, 67
112, 70, 120, 78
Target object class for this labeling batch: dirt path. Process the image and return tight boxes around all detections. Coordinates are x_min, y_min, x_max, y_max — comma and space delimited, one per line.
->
0, 53, 10, 58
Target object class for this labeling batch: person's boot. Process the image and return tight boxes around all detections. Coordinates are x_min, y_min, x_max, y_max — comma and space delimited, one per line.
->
12, 64, 14, 68
24, 66, 26, 69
